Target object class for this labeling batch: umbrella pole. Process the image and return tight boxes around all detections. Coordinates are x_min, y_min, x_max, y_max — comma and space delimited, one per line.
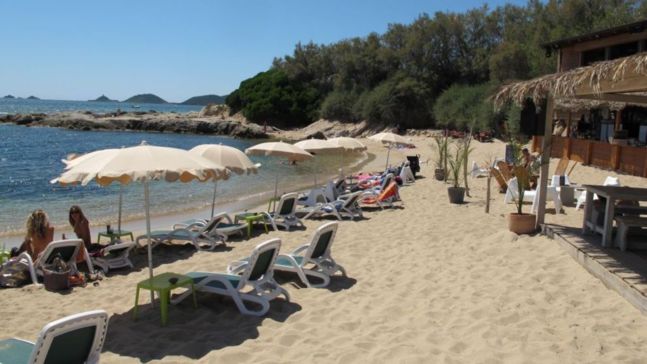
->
144, 181, 155, 305
210, 181, 218, 219
118, 185, 123, 232
385, 146, 392, 171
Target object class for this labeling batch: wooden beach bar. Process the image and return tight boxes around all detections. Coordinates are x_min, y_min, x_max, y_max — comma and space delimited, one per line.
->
531, 135, 647, 177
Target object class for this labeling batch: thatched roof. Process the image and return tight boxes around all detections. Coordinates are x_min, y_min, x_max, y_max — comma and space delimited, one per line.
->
494, 52, 647, 109
554, 98, 630, 112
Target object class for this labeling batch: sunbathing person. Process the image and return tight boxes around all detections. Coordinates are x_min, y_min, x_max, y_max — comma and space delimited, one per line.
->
69, 205, 102, 254
19, 209, 55, 259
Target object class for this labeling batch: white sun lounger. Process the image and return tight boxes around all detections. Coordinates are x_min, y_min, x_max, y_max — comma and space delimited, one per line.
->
136, 217, 225, 251
19, 239, 95, 285
175, 238, 289, 316
273, 221, 347, 288
0, 310, 108, 364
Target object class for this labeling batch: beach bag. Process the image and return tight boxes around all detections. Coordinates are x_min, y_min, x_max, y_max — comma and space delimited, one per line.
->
43, 256, 71, 292
0, 256, 32, 288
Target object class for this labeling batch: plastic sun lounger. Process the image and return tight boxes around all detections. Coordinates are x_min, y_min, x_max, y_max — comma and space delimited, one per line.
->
173, 212, 248, 241
175, 239, 290, 316
136, 217, 225, 251
263, 193, 304, 231
300, 191, 364, 221
20, 239, 95, 285
360, 181, 401, 209
273, 221, 347, 288
0, 310, 108, 364
91, 241, 136, 273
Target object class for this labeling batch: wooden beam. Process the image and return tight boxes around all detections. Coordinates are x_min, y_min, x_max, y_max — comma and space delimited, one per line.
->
574, 93, 647, 105
536, 97, 554, 230
575, 74, 647, 96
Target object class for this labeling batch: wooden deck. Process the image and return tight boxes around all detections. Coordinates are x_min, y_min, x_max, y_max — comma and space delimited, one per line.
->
543, 223, 647, 314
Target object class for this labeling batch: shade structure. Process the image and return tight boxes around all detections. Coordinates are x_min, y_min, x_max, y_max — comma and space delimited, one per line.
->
328, 137, 367, 178
52, 142, 229, 302
294, 139, 344, 187
190, 144, 261, 218
328, 137, 367, 152
294, 139, 344, 155
368, 132, 415, 169
245, 141, 313, 201
245, 141, 313, 161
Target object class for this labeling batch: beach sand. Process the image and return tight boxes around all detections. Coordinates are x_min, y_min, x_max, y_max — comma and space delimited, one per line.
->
2, 136, 647, 363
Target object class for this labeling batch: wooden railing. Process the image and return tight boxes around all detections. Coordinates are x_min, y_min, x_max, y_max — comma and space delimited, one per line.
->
532, 136, 647, 177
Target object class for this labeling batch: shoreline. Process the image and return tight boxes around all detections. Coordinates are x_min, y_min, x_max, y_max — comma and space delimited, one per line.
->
0, 110, 269, 139
1, 150, 378, 248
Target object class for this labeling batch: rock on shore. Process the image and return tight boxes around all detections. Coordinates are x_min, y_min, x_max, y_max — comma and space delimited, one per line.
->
0, 111, 268, 139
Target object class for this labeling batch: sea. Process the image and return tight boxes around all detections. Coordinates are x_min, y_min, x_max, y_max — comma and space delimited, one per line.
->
0, 99, 365, 245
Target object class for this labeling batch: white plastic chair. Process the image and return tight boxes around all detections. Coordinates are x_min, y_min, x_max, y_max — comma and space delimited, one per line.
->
470, 161, 489, 178
0, 310, 108, 364
176, 239, 289, 316
504, 177, 562, 214
273, 222, 347, 288
575, 176, 620, 210
399, 165, 415, 185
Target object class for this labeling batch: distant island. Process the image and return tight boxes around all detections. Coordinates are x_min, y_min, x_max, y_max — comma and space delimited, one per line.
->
123, 93, 167, 104
180, 94, 226, 106
3, 95, 15, 99
27, 96, 40, 100
91, 95, 115, 102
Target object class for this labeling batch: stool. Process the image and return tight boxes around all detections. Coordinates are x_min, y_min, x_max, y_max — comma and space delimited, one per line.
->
133, 272, 197, 326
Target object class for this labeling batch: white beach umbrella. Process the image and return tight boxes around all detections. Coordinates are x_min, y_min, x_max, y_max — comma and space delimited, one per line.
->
245, 141, 312, 200
328, 137, 367, 178
52, 141, 229, 299
190, 144, 261, 218
328, 137, 367, 152
294, 139, 344, 187
369, 132, 415, 170
62, 148, 127, 231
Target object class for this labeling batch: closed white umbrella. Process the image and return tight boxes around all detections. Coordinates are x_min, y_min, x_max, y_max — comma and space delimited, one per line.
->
294, 139, 344, 187
190, 144, 260, 218
52, 141, 229, 301
369, 132, 415, 170
245, 141, 312, 201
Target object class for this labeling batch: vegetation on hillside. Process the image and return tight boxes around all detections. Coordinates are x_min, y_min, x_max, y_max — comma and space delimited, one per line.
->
227, 0, 647, 131
123, 93, 167, 104
181, 94, 226, 106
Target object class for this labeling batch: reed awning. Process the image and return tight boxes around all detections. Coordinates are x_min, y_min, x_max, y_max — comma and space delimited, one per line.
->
494, 52, 647, 109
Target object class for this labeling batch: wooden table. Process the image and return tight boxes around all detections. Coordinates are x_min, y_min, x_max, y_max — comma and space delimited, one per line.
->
582, 185, 647, 248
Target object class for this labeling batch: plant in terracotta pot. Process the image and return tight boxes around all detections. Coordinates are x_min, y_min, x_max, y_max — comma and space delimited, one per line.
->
507, 137, 537, 234
432, 134, 449, 181
447, 142, 465, 204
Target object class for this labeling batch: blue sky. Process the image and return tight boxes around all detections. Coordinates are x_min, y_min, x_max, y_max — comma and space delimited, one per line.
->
0, 0, 525, 102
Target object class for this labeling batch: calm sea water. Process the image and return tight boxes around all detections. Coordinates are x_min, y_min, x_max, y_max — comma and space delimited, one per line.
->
0, 124, 359, 239
0, 98, 203, 115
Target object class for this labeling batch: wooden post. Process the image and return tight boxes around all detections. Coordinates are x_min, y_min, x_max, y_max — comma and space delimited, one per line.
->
485, 171, 491, 214
611, 144, 621, 171
536, 97, 554, 230
585, 140, 593, 165
614, 109, 622, 131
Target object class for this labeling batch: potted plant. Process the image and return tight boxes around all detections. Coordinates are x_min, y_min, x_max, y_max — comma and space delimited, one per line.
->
447, 142, 465, 204
507, 138, 537, 234
432, 134, 449, 181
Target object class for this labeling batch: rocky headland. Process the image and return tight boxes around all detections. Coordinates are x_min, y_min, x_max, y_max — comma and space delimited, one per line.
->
0, 108, 268, 139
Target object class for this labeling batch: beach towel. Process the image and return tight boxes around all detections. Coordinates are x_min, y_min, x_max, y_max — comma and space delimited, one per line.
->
0, 256, 32, 288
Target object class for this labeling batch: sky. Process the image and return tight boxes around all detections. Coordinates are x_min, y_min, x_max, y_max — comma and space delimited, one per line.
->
0, 0, 526, 103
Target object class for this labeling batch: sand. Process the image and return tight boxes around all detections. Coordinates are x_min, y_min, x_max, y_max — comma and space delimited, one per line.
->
2, 136, 647, 363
